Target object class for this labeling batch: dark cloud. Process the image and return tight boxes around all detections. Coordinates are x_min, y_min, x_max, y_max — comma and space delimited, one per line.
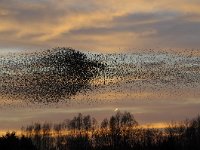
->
62, 11, 200, 49
0, 0, 100, 23
68, 11, 200, 35
0, 0, 200, 51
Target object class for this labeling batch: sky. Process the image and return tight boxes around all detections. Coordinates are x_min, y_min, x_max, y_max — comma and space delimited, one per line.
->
0, 0, 200, 131
1, 51, 200, 131
0, 0, 200, 53
1, 76, 200, 131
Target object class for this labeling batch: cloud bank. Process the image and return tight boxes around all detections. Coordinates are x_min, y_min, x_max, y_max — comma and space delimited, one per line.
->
0, 0, 200, 52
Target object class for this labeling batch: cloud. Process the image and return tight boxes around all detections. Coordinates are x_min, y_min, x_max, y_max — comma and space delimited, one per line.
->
0, 0, 200, 52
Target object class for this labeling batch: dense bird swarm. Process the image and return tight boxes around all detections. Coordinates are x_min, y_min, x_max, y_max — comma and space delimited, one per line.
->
0, 48, 104, 104
0, 48, 200, 106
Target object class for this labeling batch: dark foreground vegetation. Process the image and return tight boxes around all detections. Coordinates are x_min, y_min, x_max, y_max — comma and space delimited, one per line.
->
1, 111, 200, 150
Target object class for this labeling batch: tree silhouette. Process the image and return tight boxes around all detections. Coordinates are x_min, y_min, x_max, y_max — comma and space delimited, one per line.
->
121, 111, 138, 127
83, 115, 92, 131
101, 118, 109, 129
2, 112, 200, 150
0, 132, 36, 150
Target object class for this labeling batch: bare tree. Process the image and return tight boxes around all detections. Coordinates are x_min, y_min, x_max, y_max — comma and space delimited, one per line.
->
101, 118, 109, 129
121, 111, 138, 127
83, 115, 92, 131
42, 122, 52, 150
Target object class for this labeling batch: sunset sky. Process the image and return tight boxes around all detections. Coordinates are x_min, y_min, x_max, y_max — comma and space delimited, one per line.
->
0, 0, 200, 53
0, 0, 200, 132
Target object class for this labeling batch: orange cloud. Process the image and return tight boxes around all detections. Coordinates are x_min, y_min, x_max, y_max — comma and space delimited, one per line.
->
0, 0, 200, 52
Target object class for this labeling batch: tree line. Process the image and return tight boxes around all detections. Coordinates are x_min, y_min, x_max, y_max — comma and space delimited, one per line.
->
1, 111, 200, 150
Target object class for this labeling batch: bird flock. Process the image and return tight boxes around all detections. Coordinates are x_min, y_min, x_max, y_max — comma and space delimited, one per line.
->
0, 48, 200, 107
